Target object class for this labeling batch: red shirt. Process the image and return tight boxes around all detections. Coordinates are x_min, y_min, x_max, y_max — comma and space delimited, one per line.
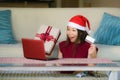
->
59, 41, 91, 58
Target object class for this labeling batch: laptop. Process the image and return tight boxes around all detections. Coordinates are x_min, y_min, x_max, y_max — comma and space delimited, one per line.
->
22, 38, 58, 60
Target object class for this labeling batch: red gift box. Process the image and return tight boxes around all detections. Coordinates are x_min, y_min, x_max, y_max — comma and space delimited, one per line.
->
34, 25, 61, 55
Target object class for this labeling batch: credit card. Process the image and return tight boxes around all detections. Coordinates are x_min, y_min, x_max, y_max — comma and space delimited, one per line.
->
85, 35, 95, 44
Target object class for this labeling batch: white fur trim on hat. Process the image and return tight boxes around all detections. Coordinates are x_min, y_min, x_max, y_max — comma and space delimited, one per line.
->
68, 22, 86, 31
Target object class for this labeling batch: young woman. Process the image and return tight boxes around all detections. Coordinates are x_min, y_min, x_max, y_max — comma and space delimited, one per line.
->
58, 15, 98, 77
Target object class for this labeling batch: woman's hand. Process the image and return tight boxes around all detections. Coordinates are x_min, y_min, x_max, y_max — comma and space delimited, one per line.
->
88, 44, 97, 58
88, 44, 97, 66
58, 48, 63, 59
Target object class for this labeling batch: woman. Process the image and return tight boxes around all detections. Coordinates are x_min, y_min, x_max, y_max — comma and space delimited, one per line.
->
58, 15, 98, 77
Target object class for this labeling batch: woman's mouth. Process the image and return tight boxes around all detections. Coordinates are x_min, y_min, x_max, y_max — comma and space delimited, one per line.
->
69, 37, 76, 42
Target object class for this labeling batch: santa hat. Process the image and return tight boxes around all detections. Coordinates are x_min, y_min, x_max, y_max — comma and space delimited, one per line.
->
67, 15, 91, 33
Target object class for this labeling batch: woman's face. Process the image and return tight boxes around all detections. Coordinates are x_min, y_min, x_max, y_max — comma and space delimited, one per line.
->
67, 26, 78, 42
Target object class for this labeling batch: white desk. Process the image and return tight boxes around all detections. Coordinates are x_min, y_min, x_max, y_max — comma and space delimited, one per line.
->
0, 57, 120, 71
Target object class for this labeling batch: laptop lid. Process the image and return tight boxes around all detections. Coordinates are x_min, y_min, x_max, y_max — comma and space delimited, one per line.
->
22, 38, 47, 60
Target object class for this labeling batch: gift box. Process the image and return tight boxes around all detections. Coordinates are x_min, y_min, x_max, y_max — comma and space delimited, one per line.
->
34, 25, 61, 55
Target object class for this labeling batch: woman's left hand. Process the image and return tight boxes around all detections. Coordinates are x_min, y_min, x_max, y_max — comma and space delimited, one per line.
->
88, 44, 97, 66
88, 44, 97, 58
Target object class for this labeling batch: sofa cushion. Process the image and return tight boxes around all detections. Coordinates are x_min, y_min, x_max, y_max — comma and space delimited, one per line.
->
93, 12, 120, 45
0, 10, 16, 44
96, 44, 120, 61
0, 43, 23, 57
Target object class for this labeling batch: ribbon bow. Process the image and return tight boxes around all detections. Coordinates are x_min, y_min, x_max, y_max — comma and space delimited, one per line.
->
36, 26, 56, 43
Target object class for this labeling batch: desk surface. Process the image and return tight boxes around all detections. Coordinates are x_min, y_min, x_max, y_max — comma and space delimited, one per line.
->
0, 57, 120, 71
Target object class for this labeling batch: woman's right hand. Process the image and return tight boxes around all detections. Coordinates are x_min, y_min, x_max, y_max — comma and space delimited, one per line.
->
58, 48, 63, 59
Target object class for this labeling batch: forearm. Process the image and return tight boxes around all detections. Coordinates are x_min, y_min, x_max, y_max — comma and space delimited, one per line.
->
58, 49, 63, 59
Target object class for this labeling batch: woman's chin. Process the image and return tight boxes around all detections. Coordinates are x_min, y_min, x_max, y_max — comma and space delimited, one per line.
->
70, 40, 76, 43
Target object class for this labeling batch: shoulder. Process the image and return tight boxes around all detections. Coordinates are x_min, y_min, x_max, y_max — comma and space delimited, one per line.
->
82, 42, 98, 51
81, 41, 91, 47
77, 41, 91, 50
59, 41, 67, 47
59, 41, 67, 52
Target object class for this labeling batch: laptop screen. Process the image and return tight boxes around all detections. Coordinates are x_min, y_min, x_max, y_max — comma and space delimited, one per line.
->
22, 38, 47, 60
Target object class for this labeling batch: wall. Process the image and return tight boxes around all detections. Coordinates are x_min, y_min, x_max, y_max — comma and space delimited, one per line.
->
56, 0, 79, 8
56, 0, 120, 8
83, 0, 120, 7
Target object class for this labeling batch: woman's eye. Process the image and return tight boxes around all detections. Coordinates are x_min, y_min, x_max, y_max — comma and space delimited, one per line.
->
67, 28, 70, 31
73, 29, 76, 31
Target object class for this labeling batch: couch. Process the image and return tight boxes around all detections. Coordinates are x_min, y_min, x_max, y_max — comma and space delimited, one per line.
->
0, 7, 120, 61
0, 7, 120, 80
